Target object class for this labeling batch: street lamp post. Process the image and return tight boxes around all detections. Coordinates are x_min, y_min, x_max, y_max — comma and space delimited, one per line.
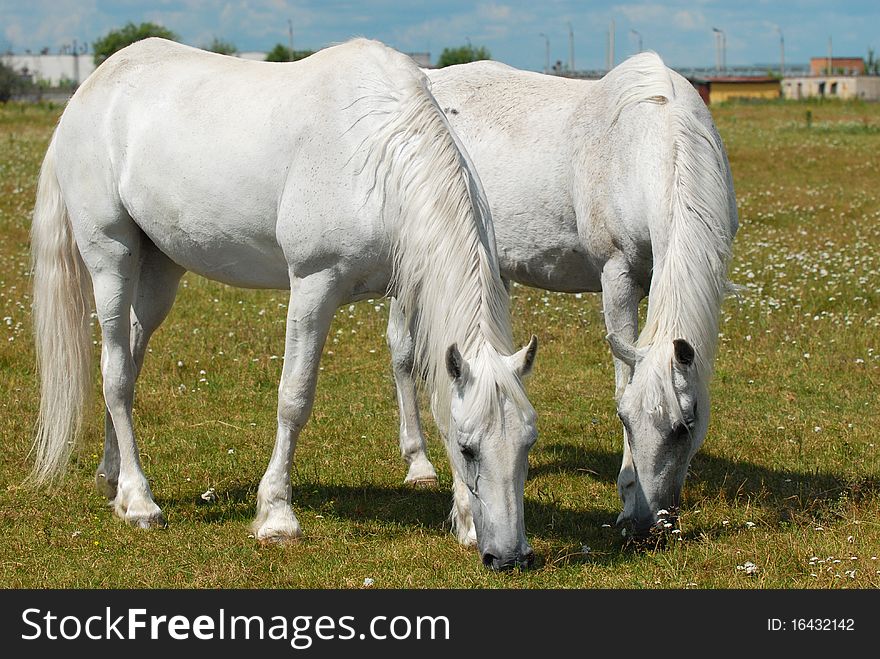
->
567, 21, 574, 72
288, 19, 294, 61
608, 18, 615, 70
630, 28, 642, 54
539, 32, 549, 73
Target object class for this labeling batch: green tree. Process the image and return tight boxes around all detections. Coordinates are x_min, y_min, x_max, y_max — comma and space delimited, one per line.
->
92, 21, 179, 66
0, 59, 31, 102
202, 37, 237, 55
436, 44, 491, 68
867, 48, 879, 75
264, 43, 315, 62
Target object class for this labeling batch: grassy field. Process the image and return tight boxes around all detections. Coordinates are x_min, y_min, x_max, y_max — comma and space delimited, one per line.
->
0, 97, 878, 589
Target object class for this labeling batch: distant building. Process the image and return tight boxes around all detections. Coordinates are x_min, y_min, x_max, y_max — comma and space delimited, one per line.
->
688, 76, 781, 104
5, 53, 93, 86
809, 57, 865, 76
782, 75, 880, 101
780, 54, 879, 100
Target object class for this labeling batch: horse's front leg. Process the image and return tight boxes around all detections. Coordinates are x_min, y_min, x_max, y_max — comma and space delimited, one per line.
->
253, 270, 340, 543
600, 259, 643, 517
386, 297, 438, 487
451, 469, 477, 548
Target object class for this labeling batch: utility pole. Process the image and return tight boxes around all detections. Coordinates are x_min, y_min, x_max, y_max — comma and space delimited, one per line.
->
776, 26, 785, 77
567, 21, 574, 72
539, 32, 549, 73
827, 36, 832, 74
288, 19, 294, 61
73, 38, 79, 84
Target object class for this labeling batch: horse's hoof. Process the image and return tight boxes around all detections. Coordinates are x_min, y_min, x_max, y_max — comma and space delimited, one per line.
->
256, 532, 302, 546
253, 511, 302, 545
404, 459, 438, 488
132, 512, 167, 529
406, 476, 439, 489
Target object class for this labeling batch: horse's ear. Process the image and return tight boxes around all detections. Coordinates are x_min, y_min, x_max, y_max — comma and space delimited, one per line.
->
672, 338, 695, 367
446, 344, 470, 384
606, 333, 644, 367
507, 334, 538, 379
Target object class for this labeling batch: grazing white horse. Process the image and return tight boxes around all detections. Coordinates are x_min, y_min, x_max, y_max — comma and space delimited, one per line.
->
28, 38, 540, 570
387, 53, 738, 536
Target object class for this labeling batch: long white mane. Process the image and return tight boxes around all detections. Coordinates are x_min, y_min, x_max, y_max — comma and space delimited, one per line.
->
607, 52, 736, 419
359, 68, 529, 431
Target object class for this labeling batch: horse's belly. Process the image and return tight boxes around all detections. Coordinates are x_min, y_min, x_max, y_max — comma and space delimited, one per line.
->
491, 200, 602, 293
135, 214, 291, 289
499, 243, 601, 292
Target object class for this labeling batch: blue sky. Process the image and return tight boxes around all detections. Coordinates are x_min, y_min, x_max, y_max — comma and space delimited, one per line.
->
1, 1, 878, 72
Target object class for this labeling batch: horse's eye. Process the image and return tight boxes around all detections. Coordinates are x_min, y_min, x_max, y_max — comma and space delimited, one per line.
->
671, 423, 691, 441
461, 445, 478, 460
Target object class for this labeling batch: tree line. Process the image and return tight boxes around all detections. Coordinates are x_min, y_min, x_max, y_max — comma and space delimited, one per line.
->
1, 20, 495, 100
89, 22, 488, 67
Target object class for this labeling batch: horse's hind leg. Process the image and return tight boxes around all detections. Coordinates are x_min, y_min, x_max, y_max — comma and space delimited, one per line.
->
386, 297, 438, 487
253, 269, 340, 543
96, 240, 184, 501
81, 223, 167, 527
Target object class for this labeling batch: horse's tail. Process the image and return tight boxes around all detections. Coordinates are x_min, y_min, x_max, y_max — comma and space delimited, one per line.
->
605, 51, 737, 375
27, 134, 93, 486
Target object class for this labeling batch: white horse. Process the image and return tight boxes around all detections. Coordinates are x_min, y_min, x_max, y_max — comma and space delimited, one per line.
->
28, 37, 540, 570
387, 52, 738, 536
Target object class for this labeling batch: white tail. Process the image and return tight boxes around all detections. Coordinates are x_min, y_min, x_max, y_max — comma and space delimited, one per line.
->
28, 135, 93, 486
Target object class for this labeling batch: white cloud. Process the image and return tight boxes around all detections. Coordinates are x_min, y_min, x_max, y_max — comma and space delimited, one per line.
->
674, 9, 706, 31
393, 2, 533, 50
614, 3, 672, 24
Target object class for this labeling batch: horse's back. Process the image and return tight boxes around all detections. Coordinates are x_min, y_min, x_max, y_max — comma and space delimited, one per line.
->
427, 63, 602, 292
52, 38, 419, 289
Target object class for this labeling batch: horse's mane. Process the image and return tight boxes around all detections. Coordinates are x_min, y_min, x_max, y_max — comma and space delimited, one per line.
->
356, 53, 529, 430
606, 52, 736, 419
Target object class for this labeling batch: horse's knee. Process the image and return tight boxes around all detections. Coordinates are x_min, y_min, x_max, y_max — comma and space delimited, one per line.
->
386, 329, 414, 374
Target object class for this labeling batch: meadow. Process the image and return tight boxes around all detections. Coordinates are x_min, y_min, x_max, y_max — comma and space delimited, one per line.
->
0, 97, 878, 589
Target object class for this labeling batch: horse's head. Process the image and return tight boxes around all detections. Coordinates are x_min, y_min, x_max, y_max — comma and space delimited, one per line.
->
606, 333, 707, 538
445, 336, 538, 570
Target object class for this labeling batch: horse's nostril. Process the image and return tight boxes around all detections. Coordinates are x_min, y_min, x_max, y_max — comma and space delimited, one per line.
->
482, 552, 498, 568
522, 551, 535, 567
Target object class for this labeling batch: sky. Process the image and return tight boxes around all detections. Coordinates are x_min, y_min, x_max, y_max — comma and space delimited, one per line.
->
1, 0, 878, 73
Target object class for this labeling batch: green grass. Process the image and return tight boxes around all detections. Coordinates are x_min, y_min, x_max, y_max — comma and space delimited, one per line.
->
1, 99, 878, 588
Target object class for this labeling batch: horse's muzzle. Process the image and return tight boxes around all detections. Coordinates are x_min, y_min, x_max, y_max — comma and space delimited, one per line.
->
482, 550, 536, 571
617, 509, 680, 547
